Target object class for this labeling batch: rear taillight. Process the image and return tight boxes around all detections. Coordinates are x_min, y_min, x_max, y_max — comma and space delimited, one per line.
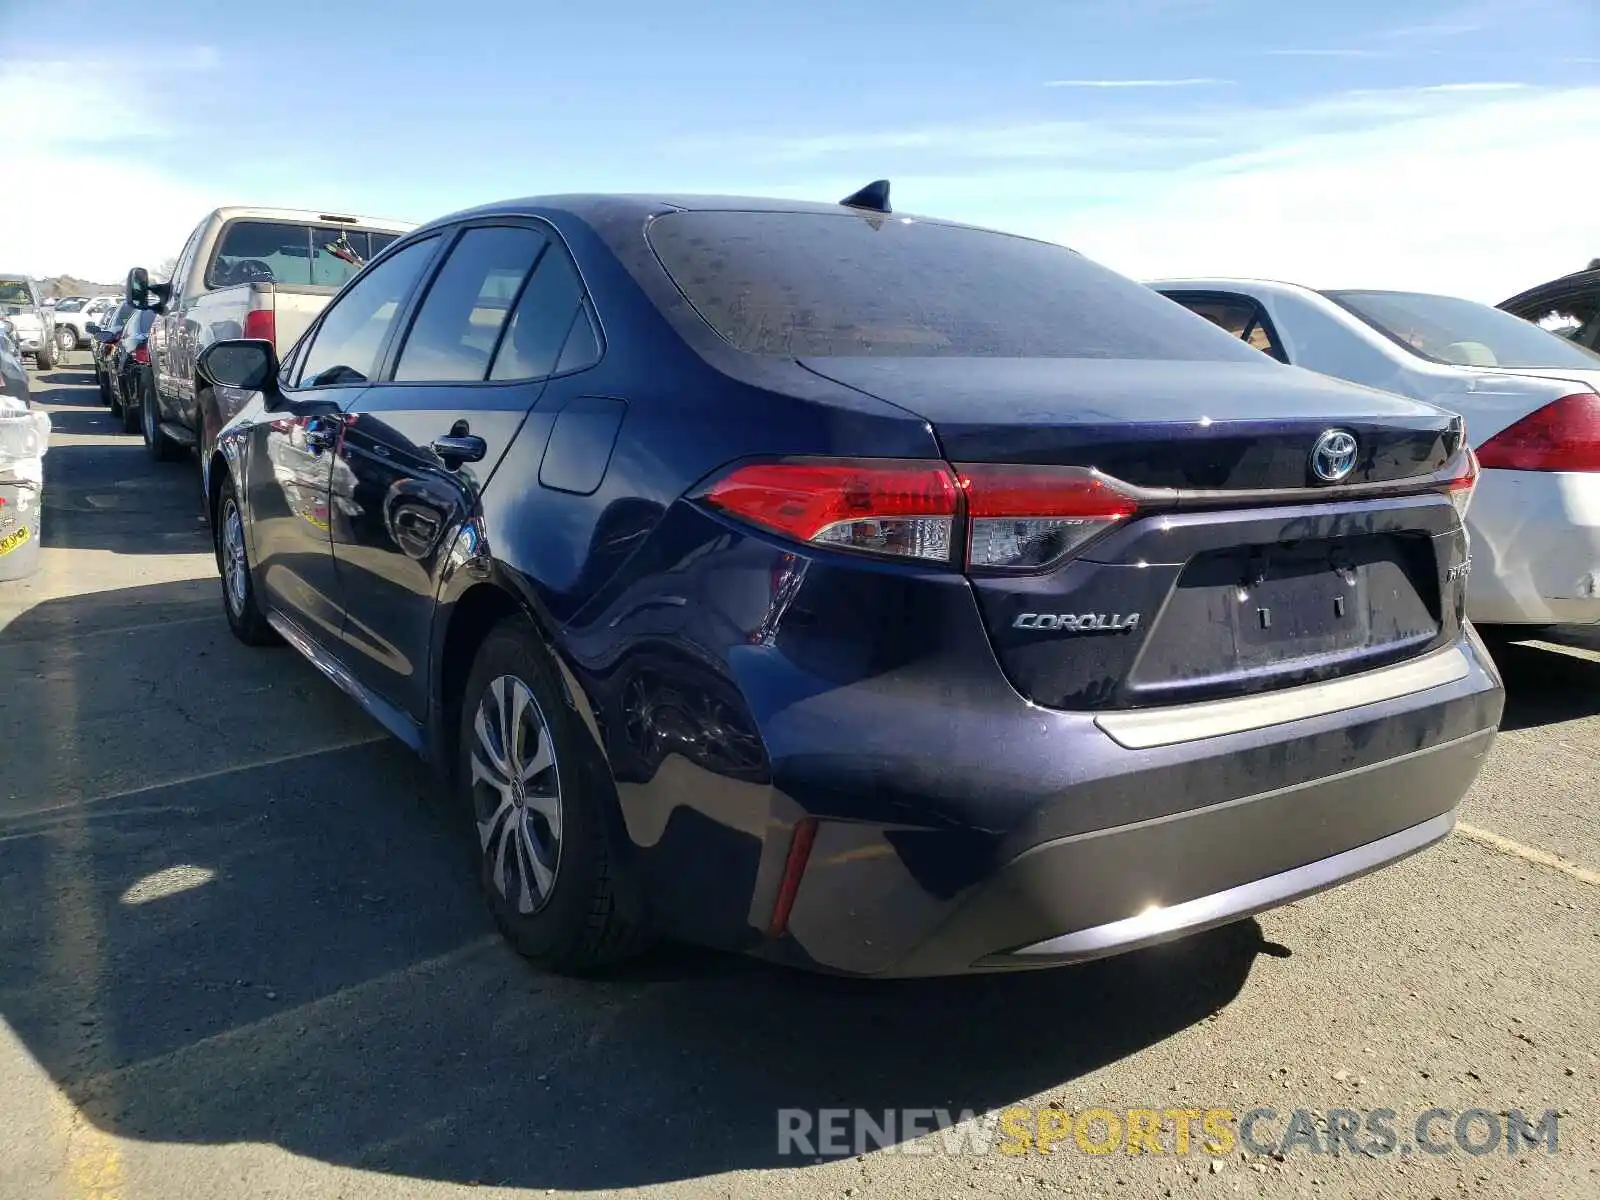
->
957, 463, 1141, 570
702, 459, 958, 563
133, 343, 150, 365
1440, 446, 1479, 520
242, 308, 276, 344
1476, 392, 1600, 472
701, 458, 1141, 571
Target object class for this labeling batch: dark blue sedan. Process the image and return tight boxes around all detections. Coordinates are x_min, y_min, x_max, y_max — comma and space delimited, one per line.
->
178, 184, 1503, 977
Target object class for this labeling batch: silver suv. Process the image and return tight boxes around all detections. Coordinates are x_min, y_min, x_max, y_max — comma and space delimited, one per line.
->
0, 275, 59, 370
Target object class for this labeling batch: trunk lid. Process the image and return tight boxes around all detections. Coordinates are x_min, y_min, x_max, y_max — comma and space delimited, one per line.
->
800, 357, 1458, 487
803, 355, 1469, 711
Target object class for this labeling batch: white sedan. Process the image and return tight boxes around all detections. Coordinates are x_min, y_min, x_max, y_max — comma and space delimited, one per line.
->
1150, 279, 1600, 630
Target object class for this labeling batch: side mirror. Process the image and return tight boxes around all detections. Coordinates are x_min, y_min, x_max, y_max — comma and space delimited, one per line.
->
85, 322, 101, 335
198, 338, 280, 395
126, 267, 151, 309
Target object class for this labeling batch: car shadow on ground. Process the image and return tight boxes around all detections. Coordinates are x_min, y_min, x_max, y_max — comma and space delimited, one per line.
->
1485, 630, 1600, 732
36, 440, 208, 556
0, 576, 1269, 1192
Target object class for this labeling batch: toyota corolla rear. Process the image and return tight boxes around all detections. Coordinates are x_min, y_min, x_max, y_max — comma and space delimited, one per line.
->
569, 204, 1505, 977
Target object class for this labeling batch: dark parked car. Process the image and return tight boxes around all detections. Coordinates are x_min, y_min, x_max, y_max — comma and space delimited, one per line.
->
0, 319, 31, 408
107, 308, 157, 434
190, 185, 1504, 978
1500, 258, 1600, 352
88, 301, 134, 410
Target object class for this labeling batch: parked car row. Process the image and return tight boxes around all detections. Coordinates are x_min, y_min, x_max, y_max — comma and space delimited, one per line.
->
1151, 275, 1600, 631
46, 185, 1600, 983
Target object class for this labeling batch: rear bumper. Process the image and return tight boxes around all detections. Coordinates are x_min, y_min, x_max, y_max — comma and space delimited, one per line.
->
1468, 469, 1600, 625
888, 733, 1483, 976
763, 634, 1501, 978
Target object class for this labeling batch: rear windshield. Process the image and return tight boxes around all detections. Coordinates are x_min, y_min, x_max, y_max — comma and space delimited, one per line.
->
207, 221, 404, 290
646, 210, 1265, 361
0, 281, 35, 313
1326, 289, 1600, 370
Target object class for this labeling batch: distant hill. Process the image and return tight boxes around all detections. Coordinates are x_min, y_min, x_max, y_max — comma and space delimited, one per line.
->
35, 275, 123, 300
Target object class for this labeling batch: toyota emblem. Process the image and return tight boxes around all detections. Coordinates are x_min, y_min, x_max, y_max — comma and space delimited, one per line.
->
1310, 429, 1358, 483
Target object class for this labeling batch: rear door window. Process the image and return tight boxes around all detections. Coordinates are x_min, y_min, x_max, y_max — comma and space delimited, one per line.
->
489, 242, 591, 380
645, 210, 1264, 361
394, 225, 548, 383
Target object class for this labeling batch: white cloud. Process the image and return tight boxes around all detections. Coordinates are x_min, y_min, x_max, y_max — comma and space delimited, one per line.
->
1019, 85, 1600, 304
1043, 77, 1230, 88
0, 52, 223, 282
1265, 49, 1390, 58
729, 85, 1600, 306
1417, 81, 1529, 92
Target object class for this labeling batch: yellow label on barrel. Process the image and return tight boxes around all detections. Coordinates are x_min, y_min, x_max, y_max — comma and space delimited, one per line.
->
0, 525, 31, 556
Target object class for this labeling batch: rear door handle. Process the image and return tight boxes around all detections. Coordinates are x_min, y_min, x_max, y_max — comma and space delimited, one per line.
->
431, 434, 487, 466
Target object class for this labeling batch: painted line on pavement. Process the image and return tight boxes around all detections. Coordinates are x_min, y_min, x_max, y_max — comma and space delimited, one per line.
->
14, 735, 393, 818
1457, 822, 1600, 887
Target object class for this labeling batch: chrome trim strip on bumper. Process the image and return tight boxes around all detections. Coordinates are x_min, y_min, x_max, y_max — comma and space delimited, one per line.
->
1094, 643, 1472, 749
992, 810, 1456, 966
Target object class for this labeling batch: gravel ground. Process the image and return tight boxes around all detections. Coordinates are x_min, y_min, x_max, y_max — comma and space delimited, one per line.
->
1, 359, 1594, 1200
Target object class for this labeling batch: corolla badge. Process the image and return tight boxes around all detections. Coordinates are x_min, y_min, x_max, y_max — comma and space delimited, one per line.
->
1014, 612, 1142, 633
1310, 429, 1359, 483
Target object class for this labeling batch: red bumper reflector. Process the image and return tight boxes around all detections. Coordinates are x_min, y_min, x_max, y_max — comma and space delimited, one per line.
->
766, 817, 818, 938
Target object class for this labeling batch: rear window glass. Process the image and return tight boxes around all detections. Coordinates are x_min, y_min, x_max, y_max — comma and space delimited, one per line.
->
1327, 289, 1600, 370
645, 211, 1263, 361
0, 281, 35, 312
208, 222, 401, 290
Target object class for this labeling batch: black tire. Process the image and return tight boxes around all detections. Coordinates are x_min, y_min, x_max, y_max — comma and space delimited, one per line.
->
214, 474, 277, 646
459, 617, 650, 974
95, 365, 111, 405
141, 376, 182, 461
108, 376, 123, 417
119, 383, 140, 433
36, 340, 57, 371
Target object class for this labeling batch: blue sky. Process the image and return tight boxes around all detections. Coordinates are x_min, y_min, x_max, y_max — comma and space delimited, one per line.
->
3, 0, 1597, 299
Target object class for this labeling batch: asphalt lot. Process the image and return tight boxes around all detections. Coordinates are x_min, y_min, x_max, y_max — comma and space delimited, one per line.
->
0, 358, 1596, 1200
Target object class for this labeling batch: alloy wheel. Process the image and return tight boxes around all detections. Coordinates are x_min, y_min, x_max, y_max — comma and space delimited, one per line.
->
470, 674, 563, 915
55, 326, 74, 353
221, 498, 248, 615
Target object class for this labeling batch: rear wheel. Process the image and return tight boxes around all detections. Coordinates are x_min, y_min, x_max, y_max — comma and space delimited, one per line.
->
54, 326, 75, 354
459, 617, 650, 973
214, 475, 277, 646
36, 340, 56, 371
142, 376, 182, 461
119, 379, 140, 433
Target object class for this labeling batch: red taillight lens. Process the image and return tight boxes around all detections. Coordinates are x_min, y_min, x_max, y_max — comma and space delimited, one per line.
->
701, 458, 1142, 570
703, 459, 959, 563
242, 308, 276, 344
1476, 392, 1600, 472
956, 463, 1141, 570
133, 343, 150, 365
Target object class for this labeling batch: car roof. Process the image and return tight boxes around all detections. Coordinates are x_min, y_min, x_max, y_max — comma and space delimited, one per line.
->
1500, 265, 1600, 310
1145, 277, 1329, 301
207, 205, 417, 234
411, 191, 1024, 240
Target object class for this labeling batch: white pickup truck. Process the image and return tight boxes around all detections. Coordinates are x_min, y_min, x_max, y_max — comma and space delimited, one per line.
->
126, 206, 415, 465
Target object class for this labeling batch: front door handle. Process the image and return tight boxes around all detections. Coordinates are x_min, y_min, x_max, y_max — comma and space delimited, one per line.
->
431, 434, 487, 466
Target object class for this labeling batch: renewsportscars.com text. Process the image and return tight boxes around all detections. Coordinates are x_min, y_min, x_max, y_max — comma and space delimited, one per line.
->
777, 1106, 1561, 1159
